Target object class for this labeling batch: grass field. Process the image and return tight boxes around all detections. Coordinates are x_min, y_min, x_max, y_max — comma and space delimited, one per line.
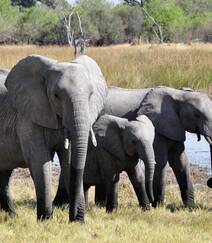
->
0, 167, 211, 243
0, 44, 212, 242
0, 43, 211, 93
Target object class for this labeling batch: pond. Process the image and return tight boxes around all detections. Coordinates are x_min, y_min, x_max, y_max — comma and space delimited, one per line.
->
185, 132, 211, 168
53, 132, 211, 169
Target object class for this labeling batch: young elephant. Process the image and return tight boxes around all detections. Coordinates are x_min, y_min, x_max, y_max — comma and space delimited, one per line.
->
83, 114, 156, 212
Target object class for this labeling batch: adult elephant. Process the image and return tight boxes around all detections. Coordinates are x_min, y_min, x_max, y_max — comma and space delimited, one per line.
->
56, 86, 212, 208
1, 54, 107, 222
105, 87, 212, 207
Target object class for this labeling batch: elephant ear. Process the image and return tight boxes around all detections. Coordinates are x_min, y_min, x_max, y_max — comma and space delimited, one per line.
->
137, 88, 185, 142
5, 55, 58, 129
93, 115, 127, 161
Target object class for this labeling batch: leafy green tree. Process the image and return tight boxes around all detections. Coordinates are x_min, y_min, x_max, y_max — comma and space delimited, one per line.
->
15, 5, 59, 44
114, 4, 143, 42
0, 0, 19, 43
144, 0, 188, 42
11, 0, 36, 8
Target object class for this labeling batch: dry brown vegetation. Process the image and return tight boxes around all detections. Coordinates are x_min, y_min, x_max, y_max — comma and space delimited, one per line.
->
0, 43, 211, 94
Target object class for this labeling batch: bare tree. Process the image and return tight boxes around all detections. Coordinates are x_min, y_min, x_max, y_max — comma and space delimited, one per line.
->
124, 0, 163, 43
63, 9, 87, 57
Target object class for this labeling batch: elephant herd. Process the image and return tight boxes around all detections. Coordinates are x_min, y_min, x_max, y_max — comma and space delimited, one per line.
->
0, 54, 211, 223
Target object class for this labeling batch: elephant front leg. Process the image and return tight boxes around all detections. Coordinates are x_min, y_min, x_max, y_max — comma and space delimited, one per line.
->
126, 164, 150, 210
29, 161, 52, 220
0, 170, 16, 216
153, 134, 168, 207
168, 143, 195, 208
105, 174, 119, 213
19, 125, 52, 220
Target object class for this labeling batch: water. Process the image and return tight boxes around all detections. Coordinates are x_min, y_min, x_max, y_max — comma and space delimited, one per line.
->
185, 132, 211, 168
53, 132, 211, 168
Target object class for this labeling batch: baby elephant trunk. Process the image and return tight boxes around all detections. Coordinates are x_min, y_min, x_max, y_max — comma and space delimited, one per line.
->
138, 143, 156, 203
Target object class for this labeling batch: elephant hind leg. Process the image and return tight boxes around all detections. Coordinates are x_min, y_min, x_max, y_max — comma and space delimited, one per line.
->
53, 149, 70, 207
0, 170, 16, 216
53, 173, 69, 207
168, 143, 195, 208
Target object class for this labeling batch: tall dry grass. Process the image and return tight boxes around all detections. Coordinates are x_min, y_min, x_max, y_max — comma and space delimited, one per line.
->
0, 43, 211, 94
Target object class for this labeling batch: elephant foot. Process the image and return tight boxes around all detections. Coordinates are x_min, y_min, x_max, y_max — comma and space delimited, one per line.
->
183, 201, 195, 209
69, 168, 85, 223
207, 177, 212, 188
37, 209, 53, 221
69, 205, 85, 223
0, 208, 16, 217
141, 204, 150, 211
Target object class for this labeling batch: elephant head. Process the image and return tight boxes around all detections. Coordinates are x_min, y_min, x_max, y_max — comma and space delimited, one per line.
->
138, 87, 212, 143
94, 114, 156, 202
5, 54, 107, 222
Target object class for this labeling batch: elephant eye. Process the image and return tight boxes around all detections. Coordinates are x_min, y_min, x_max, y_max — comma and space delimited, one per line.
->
195, 114, 200, 119
55, 93, 59, 99
132, 140, 137, 145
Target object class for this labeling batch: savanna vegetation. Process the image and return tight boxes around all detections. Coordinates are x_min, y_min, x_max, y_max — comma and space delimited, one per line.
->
0, 44, 211, 93
1, 0, 212, 45
0, 44, 211, 242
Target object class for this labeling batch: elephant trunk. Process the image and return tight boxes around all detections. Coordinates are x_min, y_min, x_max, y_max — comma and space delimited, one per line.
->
207, 145, 212, 188
64, 98, 90, 222
138, 144, 155, 203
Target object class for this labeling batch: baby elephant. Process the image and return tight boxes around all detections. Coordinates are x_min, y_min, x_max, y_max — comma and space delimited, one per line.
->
84, 114, 156, 212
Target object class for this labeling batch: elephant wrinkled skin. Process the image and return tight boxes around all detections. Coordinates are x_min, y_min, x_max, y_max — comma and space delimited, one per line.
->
0, 54, 107, 222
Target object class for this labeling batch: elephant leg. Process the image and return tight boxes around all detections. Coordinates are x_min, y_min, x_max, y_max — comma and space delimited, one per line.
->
126, 163, 150, 210
94, 183, 107, 207
20, 126, 52, 220
153, 134, 168, 207
53, 172, 69, 207
53, 150, 70, 207
168, 143, 195, 208
0, 170, 16, 216
105, 174, 119, 213
83, 183, 90, 208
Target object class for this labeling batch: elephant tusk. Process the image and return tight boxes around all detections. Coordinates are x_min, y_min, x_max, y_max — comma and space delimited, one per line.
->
90, 127, 97, 147
205, 136, 212, 145
64, 138, 69, 150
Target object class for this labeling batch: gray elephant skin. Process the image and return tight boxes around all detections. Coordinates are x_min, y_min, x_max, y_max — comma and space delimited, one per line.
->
56, 86, 212, 208
100, 86, 212, 208
0, 54, 107, 222
82, 114, 155, 212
